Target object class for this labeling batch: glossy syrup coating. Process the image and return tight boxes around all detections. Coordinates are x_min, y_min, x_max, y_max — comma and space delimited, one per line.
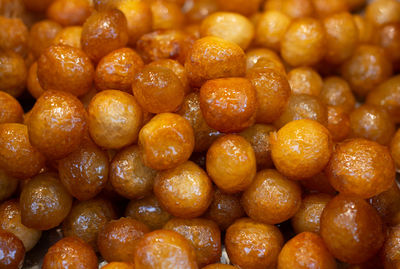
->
58, 139, 109, 201
382, 224, 400, 268
0, 16, 28, 57
185, 36, 246, 88
320, 194, 385, 264
81, 9, 129, 63
277, 232, 337, 269
88, 90, 142, 149
138, 113, 194, 170
0, 170, 18, 202
110, 145, 156, 199
27, 62, 45, 99
125, 194, 171, 230
28, 90, 87, 160
272, 0, 315, 19
255, 11, 291, 51
20, 173, 73, 230
98, 217, 150, 263
246, 67, 291, 124
0, 51, 27, 97
225, 218, 283, 269
0, 91, 23, 124
375, 23, 400, 67
206, 134, 256, 193
291, 193, 332, 234
312, 0, 348, 18
147, 59, 189, 94
320, 76, 355, 114
216, 0, 262, 16
42, 237, 98, 269
271, 119, 333, 180
52, 26, 83, 48
245, 48, 286, 74
242, 169, 302, 224
154, 161, 213, 218
365, 0, 400, 26
184, 0, 218, 24
46, 0, 93, 26
150, 0, 184, 30
326, 138, 395, 198
281, 18, 326, 67
327, 106, 351, 142
199, 77, 257, 133
341, 45, 393, 97
287, 67, 323, 97
0, 123, 45, 179
102, 262, 134, 269
134, 229, 198, 269
163, 218, 221, 267
28, 20, 63, 59
369, 182, 400, 226
37, 45, 94, 96
349, 104, 395, 145
132, 65, 184, 114
0, 229, 25, 269
63, 198, 116, 250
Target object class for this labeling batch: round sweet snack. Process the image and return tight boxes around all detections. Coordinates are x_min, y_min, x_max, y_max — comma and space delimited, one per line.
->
0, 229, 25, 269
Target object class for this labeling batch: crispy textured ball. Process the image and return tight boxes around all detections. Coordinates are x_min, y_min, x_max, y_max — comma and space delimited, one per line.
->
199, 78, 257, 133
52, 26, 83, 48
277, 232, 337, 269
110, 145, 156, 199
29, 20, 62, 59
63, 198, 116, 250
20, 173, 73, 230
327, 106, 351, 142
88, 90, 142, 149
43, 237, 97, 269
27, 62, 45, 99
37, 45, 94, 96
95, 47, 144, 93
287, 67, 323, 96
369, 182, 400, 226
0, 123, 45, 179
0, 51, 27, 97
281, 18, 326, 67
341, 45, 392, 97
326, 138, 395, 198
365, 0, 400, 26
0, 229, 25, 269
0, 200, 41, 251
349, 104, 395, 145
374, 23, 400, 66
0, 170, 18, 202
150, 0, 184, 30
164, 218, 221, 267
271, 119, 333, 180
98, 217, 149, 263
291, 194, 332, 234
0, 16, 28, 56
185, 36, 246, 87
28, 90, 87, 160
102, 262, 134, 269
134, 230, 198, 269
138, 113, 194, 170
255, 11, 291, 51
382, 224, 400, 268
320, 76, 355, 114
226, 218, 283, 269
125, 194, 171, 230
81, 9, 129, 62
132, 65, 184, 114
154, 161, 213, 218
242, 169, 302, 224
0, 92, 23, 124
147, 59, 189, 94
47, 0, 93, 26
206, 134, 256, 193
320, 194, 384, 264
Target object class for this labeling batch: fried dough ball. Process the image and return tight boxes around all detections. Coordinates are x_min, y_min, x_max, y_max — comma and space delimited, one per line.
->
200, 12, 255, 50
138, 113, 194, 170
0, 51, 27, 97
242, 169, 302, 224
365, 0, 400, 26
341, 45, 392, 97
63, 198, 116, 250
287, 67, 323, 97
150, 0, 184, 30
95, 47, 144, 93
320, 76, 355, 113
27, 62, 45, 99
206, 134, 256, 193
374, 23, 400, 67
132, 65, 184, 114
20, 173, 73, 230
0, 16, 28, 57
353, 15, 375, 44
312, 0, 349, 18
110, 145, 156, 199
184, 0, 218, 24
98, 217, 150, 263
47, 0, 93, 26
52, 26, 83, 48
154, 161, 213, 218
134, 230, 198, 269
264, 0, 314, 19
102, 262, 134, 269
125, 194, 171, 230
81, 9, 129, 63
225, 218, 283, 269
245, 48, 286, 74
0, 123, 45, 179
29, 20, 62, 59
281, 18, 326, 67
164, 218, 221, 267
255, 11, 291, 51
28, 90, 87, 160
88, 90, 142, 149
216, 0, 262, 16
0, 92, 23, 124
326, 138, 395, 198
277, 232, 337, 269
291, 194, 332, 234
327, 106, 351, 142
271, 119, 333, 180
391, 129, 400, 170
43, 237, 97, 269
369, 182, 400, 226
320, 194, 385, 264
37, 45, 94, 96
199, 77, 257, 133
185, 36, 246, 87
349, 104, 395, 145
23, 0, 55, 12
0, 229, 25, 269
0, 170, 18, 202
382, 224, 400, 268
147, 59, 189, 94
0, 200, 41, 251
